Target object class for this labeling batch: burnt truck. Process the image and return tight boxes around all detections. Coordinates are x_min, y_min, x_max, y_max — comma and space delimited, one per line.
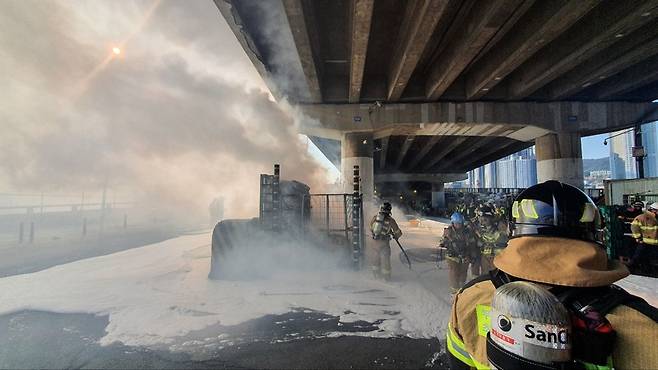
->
208, 164, 365, 279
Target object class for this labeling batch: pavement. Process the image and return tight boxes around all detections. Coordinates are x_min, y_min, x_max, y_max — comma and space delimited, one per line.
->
0, 219, 453, 369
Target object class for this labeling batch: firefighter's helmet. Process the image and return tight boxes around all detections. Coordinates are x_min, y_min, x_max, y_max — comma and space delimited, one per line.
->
380, 202, 392, 214
510, 181, 601, 244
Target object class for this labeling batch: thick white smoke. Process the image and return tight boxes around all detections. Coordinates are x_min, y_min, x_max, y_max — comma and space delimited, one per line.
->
0, 0, 332, 221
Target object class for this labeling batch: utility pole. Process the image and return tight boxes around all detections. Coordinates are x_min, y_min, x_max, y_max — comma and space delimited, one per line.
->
633, 124, 645, 179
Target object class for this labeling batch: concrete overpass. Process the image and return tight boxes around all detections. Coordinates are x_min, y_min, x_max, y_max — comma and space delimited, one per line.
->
215, 0, 658, 205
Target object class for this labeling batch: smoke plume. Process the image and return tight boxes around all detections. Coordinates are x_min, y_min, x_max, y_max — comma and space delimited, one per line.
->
0, 0, 331, 220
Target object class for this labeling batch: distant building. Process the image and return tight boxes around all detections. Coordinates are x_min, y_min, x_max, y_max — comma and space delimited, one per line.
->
609, 121, 658, 179
463, 147, 537, 189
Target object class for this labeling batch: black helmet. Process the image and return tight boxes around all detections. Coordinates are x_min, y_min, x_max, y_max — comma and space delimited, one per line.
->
479, 205, 494, 217
381, 202, 392, 214
511, 181, 601, 244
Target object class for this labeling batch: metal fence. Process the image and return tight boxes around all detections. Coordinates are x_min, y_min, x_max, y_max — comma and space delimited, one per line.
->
445, 187, 605, 199
305, 194, 357, 244
623, 193, 658, 205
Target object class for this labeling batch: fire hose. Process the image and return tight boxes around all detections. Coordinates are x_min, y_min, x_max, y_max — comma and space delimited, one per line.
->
394, 238, 412, 270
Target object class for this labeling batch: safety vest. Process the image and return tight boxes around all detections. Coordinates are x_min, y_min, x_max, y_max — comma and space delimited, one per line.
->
478, 226, 502, 255
630, 211, 658, 245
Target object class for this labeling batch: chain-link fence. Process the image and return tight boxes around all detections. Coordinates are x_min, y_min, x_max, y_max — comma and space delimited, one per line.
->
305, 194, 356, 246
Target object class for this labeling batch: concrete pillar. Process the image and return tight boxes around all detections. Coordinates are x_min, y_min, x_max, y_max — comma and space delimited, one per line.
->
535, 132, 583, 188
431, 183, 445, 209
342, 132, 373, 201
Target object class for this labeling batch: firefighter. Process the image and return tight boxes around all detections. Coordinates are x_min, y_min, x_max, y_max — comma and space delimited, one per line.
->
475, 205, 505, 273
447, 181, 658, 370
629, 202, 658, 272
442, 212, 478, 293
369, 202, 402, 281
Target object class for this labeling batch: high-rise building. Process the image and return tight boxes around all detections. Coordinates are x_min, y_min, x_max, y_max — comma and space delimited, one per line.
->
484, 162, 497, 188
609, 129, 636, 179
608, 121, 658, 179
462, 147, 537, 188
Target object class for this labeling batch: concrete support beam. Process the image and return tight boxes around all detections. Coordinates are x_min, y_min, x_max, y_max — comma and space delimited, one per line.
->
297, 101, 658, 139
431, 183, 446, 209
466, 140, 532, 170
422, 137, 468, 170
535, 132, 583, 188
393, 135, 416, 169
282, 0, 323, 102
435, 136, 499, 172
348, 0, 374, 103
387, 0, 449, 101
548, 23, 658, 99
342, 132, 374, 200
593, 54, 658, 99
425, 0, 524, 100
508, 0, 658, 98
374, 173, 466, 184
378, 136, 389, 170
406, 136, 442, 171
456, 139, 522, 171
466, 0, 597, 99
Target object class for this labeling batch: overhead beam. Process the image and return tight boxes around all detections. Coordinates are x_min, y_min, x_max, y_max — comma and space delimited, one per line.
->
458, 139, 524, 170
348, 0, 374, 103
387, 0, 449, 101
426, 0, 524, 100
465, 0, 598, 99
375, 172, 466, 184
379, 136, 389, 170
422, 137, 469, 171
406, 136, 443, 171
282, 0, 323, 103
508, 0, 658, 99
468, 0, 536, 67
434, 137, 499, 172
593, 53, 658, 99
549, 24, 658, 99
393, 135, 416, 170
463, 141, 532, 172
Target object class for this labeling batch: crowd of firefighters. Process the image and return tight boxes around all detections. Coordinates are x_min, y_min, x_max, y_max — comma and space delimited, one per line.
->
367, 181, 658, 369
441, 198, 512, 293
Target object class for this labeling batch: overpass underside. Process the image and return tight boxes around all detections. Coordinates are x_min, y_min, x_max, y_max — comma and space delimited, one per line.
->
216, 0, 658, 201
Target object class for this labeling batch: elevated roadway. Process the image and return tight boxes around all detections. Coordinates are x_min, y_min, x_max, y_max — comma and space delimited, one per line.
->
215, 0, 658, 204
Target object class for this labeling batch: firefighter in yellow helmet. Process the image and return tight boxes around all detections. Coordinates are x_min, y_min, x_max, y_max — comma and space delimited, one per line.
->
474, 205, 506, 273
446, 181, 658, 370
629, 201, 658, 272
369, 202, 402, 281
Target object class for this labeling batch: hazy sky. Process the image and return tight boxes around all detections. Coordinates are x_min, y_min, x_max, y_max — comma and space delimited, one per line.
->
0, 0, 335, 218
581, 134, 609, 159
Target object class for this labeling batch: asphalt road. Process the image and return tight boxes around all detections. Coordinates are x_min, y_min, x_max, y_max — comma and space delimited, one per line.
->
0, 310, 449, 369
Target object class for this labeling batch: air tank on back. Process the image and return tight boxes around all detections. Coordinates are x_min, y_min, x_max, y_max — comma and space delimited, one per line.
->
487, 281, 572, 369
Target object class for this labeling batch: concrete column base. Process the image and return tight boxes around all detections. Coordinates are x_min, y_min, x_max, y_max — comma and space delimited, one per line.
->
537, 158, 583, 188
535, 132, 583, 188
431, 183, 445, 209
341, 132, 374, 201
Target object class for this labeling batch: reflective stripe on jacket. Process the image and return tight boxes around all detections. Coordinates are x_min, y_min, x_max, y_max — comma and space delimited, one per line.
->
631, 211, 658, 245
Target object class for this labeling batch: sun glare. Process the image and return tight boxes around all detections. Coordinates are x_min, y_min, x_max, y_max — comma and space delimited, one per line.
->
112, 47, 121, 55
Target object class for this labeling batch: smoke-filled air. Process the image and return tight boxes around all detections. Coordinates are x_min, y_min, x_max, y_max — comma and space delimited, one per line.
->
0, 0, 331, 221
